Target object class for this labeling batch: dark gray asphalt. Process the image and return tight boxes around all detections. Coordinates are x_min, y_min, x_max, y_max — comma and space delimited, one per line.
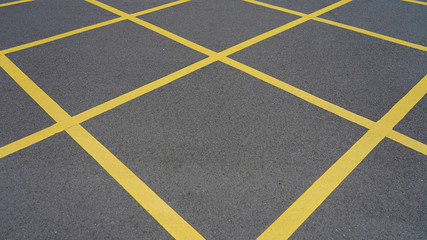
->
1, 0, 426, 239
395, 96, 427, 143
230, 20, 427, 121
7, 20, 205, 115
140, 0, 298, 52
0, 68, 54, 146
321, 0, 427, 46
0, 0, 116, 50
292, 139, 427, 239
82, 62, 366, 239
1, 133, 172, 239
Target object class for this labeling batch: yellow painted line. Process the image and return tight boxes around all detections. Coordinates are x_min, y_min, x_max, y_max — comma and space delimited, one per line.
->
130, 0, 191, 16
402, 0, 427, 6
0, 0, 191, 55
0, 55, 70, 122
2, 56, 425, 159
313, 17, 427, 52
222, 57, 427, 155
65, 125, 206, 240
0, 56, 216, 159
0, 120, 76, 159
4, 0, 425, 159
72, 57, 217, 123
257, 74, 427, 239
219, 0, 352, 57
387, 130, 427, 155
244, 0, 427, 52
85, 0, 215, 56
0, 0, 32, 8
0, 18, 126, 55
0, 0, 423, 238
243, 0, 305, 16
0, 54, 206, 239
221, 57, 375, 129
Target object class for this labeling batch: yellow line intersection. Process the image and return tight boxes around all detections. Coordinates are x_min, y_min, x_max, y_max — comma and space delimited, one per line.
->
1, 0, 426, 239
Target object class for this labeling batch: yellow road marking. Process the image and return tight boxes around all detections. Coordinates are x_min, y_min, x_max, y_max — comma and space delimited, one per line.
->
221, 57, 375, 129
0, 57, 216, 158
0, 0, 191, 55
0, 0, 32, 8
387, 130, 427, 155
2, 56, 425, 159
65, 125, 206, 240
0, 18, 126, 55
0, 54, 206, 239
402, 0, 427, 6
2, 0, 425, 160
0, 122, 73, 159
0, 0, 426, 237
314, 18, 427, 52
243, 0, 306, 16
72, 57, 217, 123
85, 0, 215, 56
0, 55, 70, 121
220, 0, 352, 57
257, 74, 427, 239
244, 0, 427, 52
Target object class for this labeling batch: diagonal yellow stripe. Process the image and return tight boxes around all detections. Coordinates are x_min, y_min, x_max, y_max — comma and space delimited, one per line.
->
219, 0, 352, 57
66, 125, 206, 240
85, 0, 216, 56
0, 0, 32, 8
244, 0, 427, 52
1, 0, 426, 238
0, 53, 207, 239
0, 0, 191, 55
3, 0, 425, 159
257, 74, 427, 239
402, 0, 427, 6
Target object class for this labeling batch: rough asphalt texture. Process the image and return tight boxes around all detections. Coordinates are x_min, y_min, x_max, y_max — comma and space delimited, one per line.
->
1, 0, 426, 239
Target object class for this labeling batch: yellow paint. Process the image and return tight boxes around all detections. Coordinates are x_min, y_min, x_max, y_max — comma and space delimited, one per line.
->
245, 0, 427, 52
130, 0, 191, 16
0, 55, 70, 122
0, 122, 64, 159
258, 74, 427, 239
0, 0, 425, 238
243, 0, 306, 16
387, 130, 427, 155
85, 0, 215, 56
314, 18, 427, 52
0, 57, 216, 158
66, 125, 206, 240
72, 57, 216, 123
0, 18, 126, 55
402, 0, 427, 6
0, 53, 205, 239
221, 57, 375, 129
0, 0, 32, 8
2, 0, 425, 159
0, 0, 191, 54
220, 0, 352, 57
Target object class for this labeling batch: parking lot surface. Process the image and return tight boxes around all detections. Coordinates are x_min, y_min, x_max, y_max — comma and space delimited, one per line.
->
1, 0, 426, 239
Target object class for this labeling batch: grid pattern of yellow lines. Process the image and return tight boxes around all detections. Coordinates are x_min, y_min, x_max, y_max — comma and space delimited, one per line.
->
1, 0, 426, 239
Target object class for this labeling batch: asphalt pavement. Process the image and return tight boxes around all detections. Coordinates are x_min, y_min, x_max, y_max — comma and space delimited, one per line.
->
1, 0, 426, 239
